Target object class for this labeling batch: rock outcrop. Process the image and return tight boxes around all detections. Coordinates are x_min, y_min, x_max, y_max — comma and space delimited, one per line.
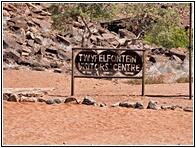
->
3, 3, 188, 74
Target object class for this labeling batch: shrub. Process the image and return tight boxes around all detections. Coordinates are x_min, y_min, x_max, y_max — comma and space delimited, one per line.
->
118, 3, 189, 50
143, 24, 189, 49
49, 3, 117, 47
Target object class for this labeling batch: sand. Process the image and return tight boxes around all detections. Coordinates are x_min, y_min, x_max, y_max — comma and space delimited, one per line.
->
3, 70, 193, 145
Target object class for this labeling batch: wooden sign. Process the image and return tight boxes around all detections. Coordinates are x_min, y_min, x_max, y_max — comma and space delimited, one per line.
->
71, 48, 146, 96
75, 50, 142, 76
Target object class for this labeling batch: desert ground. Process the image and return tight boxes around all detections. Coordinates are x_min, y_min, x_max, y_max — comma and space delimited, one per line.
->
3, 70, 193, 146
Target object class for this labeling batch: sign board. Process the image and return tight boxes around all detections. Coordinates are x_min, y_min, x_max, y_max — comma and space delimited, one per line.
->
75, 50, 143, 76
71, 48, 146, 96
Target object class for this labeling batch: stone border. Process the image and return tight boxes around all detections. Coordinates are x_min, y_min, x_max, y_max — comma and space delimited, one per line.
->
4, 93, 193, 112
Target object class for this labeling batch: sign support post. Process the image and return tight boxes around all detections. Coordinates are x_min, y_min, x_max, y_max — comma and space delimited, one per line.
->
142, 50, 146, 96
189, 3, 193, 100
71, 49, 74, 96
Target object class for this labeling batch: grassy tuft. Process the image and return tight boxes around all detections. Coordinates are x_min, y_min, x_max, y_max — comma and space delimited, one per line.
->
175, 75, 192, 83
126, 75, 164, 85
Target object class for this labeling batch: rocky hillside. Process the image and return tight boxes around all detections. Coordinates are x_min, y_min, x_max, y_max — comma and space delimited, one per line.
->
3, 3, 189, 82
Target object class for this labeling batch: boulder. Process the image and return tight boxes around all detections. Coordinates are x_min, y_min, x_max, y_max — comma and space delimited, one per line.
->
6, 49, 22, 64
110, 102, 120, 107
3, 93, 9, 100
56, 35, 71, 46
117, 38, 131, 46
53, 68, 61, 73
57, 50, 71, 61
161, 105, 172, 110
119, 101, 136, 108
37, 97, 46, 102
183, 107, 193, 112
170, 55, 182, 63
46, 99, 55, 105
27, 39, 35, 47
54, 98, 62, 104
99, 103, 106, 107
34, 37, 42, 45
4, 3, 17, 11
118, 28, 136, 38
3, 33, 21, 50
171, 105, 183, 111
39, 20, 51, 30
151, 47, 166, 55
32, 67, 45, 71
8, 16, 28, 30
32, 18, 42, 26
149, 56, 156, 63
20, 96, 37, 102
101, 33, 116, 41
135, 102, 144, 109
82, 96, 96, 105
169, 48, 186, 61
7, 93, 20, 102
21, 46, 32, 53
147, 101, 161, 110
64, 97, 77, 103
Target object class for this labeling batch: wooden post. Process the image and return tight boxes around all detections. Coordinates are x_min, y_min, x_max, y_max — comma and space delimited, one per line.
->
189, 3, 193, 100
71, 49, 74, 96
142, 50, 146, 96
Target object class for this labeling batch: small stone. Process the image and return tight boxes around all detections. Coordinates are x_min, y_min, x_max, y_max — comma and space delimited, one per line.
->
54, 68, 61, 73
64, 97, 77, 103
119, 101, 136, 108
82, 96, 96, 105
20, 96, 37, 102
170, 55, 182, 63
149, 56, 156, 63
76, 99, 81, 104
171, 105, 183, 111
161, 105, 172, 110
37, 98, 46, 102
111, 102, 120, 107
3, 93, 9, 100
169, 48, 186, 61
46, 99, 55, 105
54, 98, 62, 104
32, 67, 45, 71
171, 106, 176, 110
7, 93, 20, 102
175, 105, 183, 109
147, 101, 161, 110
183, 107, 193, 112
100, 103, 106, 107
135, 102, 144, 109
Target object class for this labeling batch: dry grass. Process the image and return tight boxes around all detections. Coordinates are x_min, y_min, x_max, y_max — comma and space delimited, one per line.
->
145, 75, 164, 84
175, 75, 191, 83
126, 75, 164, 85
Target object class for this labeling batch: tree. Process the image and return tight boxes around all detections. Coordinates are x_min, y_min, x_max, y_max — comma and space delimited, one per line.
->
49, 3, 117, 47
118, 3, 189, 49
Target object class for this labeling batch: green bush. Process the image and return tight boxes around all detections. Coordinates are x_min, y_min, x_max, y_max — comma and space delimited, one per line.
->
142, 23, 189, 49
118, 3, 189, 50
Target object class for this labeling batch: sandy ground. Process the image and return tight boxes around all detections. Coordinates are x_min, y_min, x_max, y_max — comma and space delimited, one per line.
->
3, 70, 194, 146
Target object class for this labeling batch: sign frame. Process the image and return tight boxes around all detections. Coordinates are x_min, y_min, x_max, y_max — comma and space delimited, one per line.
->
71, 47, 146, 96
